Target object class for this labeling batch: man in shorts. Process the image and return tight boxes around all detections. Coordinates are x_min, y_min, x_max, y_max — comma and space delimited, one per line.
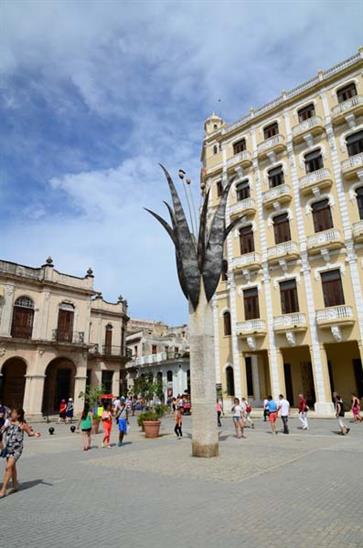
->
266, 395, 278, 435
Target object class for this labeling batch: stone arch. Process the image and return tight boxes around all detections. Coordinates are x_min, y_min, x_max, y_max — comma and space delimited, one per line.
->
42, 357, 76, 415
1, 356, 27, 408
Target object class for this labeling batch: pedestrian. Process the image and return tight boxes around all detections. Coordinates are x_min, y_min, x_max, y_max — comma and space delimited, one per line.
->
101, 402, 113, 448
174, 405, 183, 439
263, 397, 269, 422
231, 398, 246, 439
65, 398, 74, 424
334, 393, 350, 435
113, 395, 121, 414
58, 399, 67, 423
351, 393, 362, 423
278, 394, 290, 434
298, 393, 309, 430
265, 395, 278, 434
117, 400, 129, 446
172, 398, 177, 413
216, 401, 222, 427
78, 403, 93, 451
242, 397, 254, 429
0, 408, 40, 498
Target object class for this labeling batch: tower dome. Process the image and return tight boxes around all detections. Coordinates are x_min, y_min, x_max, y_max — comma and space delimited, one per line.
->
204, 113, 224, 135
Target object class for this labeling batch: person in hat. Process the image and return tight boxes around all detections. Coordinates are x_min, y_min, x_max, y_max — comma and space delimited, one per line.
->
66, 398, 74, 424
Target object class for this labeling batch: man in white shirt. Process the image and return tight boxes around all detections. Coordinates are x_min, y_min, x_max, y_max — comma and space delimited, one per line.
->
278, 394, 290, 434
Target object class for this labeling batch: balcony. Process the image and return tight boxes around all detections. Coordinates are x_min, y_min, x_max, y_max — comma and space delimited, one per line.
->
52, 329, 85, 344
299, 168, 332, 194
267, 241, 299, 264
231, 252, 261, 272
292, 116, 325, 144
236, 319, 266, 336
257, 134, 286, 159
306, 228, 344, 254
226, 150, 252, 171
341, 153, 363, 180
273, 312, 307, 332
229, 197, 256, 218
331, 95, 363, 125
133, 350, 189, 367
352, 220, 363, 242
262, 184, 292, 208
316, 305, 354, 327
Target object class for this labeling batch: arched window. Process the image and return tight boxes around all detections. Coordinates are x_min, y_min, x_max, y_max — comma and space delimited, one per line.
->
167, 370, 173, 383
273, 213, 291, 244
236, 180, 250, 201
104, 324, 113, 355
268, 165, 284, 188
213, 144, 218, 155
239, 225, 254, 254
298, 103, 315, 122
337, 82, 357, 103
11, 296, 34, 339
223, 311, 231, 336
57, 302, 74, 343
311, 199, 333, 232
226, 366, 235, 396
346, 131, 363, 157
304, 149, 323, 173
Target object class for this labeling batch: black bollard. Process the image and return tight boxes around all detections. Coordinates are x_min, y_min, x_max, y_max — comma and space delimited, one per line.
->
49, 427, 55, 435
70, 425, 76, 433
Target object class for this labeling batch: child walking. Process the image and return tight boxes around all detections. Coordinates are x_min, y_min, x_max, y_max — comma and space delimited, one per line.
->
0, 408, 40, 498
174, 406, 183, 439
232, 398, 246, 439
101, 403, 113, 448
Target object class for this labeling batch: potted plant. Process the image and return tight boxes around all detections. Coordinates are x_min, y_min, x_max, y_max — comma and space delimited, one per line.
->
133, 376, 167, 438
79, 385, 104, 434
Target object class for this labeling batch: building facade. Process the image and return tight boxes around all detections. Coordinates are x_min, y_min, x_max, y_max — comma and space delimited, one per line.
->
0, 257, 129, 416
201, 48, 363, 415
126, 320, 190, 400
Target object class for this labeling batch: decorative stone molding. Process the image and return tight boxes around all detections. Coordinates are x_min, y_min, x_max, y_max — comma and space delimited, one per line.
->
331, 325, 342, 342
246, 336, 256, 350
286, 331, 296, 346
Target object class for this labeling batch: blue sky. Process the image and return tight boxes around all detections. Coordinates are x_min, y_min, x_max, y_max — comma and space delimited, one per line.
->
1, 1, 362, 324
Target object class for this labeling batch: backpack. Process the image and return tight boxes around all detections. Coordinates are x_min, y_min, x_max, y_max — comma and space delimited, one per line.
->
246, 404, 252, 413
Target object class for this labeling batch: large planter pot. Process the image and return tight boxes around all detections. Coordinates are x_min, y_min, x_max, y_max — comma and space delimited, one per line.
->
143, 420, 161, 438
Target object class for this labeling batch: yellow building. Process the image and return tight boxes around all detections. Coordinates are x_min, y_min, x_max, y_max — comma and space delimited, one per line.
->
0, 257, 129, 417
201, 48, 363, 415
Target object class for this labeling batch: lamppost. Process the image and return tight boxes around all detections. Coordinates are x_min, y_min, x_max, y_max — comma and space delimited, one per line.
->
145, 165, 239, 457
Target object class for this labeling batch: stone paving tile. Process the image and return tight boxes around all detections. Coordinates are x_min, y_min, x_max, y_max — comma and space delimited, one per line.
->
0, 417, 362, 548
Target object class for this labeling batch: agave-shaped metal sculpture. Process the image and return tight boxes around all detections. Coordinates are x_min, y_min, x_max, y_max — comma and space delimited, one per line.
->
145, 165, 239, 458
145, 165, 238, 309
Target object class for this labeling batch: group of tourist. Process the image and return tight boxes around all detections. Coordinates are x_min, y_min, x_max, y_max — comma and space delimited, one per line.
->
229, 391, 362, 438
79, 397, 129, 451
58, 398, 74, 423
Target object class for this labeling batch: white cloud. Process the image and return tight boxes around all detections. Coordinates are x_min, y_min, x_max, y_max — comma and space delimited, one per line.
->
1, 0, 362, 323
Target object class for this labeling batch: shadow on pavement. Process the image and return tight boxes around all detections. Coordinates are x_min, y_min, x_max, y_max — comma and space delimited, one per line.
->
19, 479, 52, 492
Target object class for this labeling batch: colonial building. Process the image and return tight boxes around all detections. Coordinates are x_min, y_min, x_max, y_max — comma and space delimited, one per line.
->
201, 48, 363, 415
126, 320, 189, 400
0, 257, 129, 416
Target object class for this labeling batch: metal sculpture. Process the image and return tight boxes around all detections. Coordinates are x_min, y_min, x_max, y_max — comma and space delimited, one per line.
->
145, 165, 237, 457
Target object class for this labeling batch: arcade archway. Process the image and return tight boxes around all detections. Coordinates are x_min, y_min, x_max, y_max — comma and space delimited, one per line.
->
42, 358, 76, 415
1, 357, 27, 408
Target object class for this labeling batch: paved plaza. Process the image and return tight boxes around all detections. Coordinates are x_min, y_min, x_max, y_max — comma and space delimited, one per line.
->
1, 414, 362, 548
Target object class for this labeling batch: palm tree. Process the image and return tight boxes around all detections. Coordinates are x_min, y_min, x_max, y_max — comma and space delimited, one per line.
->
145, 166, 238, 457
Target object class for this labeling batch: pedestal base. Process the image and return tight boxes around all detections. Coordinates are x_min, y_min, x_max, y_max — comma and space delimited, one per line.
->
192, 441, 219, 458
314, 401, 335, 417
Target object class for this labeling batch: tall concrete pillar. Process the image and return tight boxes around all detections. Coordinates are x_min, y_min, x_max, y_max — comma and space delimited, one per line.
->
23, 375, 45, 417
267, 349, 286, 399
310, 345, 334, 416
